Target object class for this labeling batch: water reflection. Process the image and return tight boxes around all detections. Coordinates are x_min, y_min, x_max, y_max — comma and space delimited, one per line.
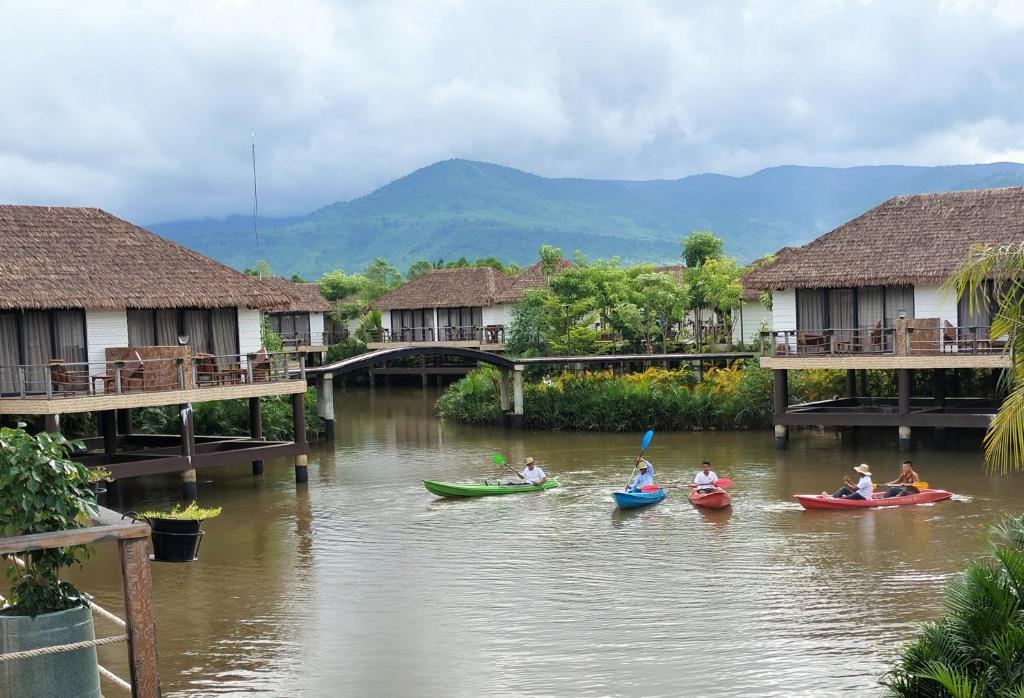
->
64, 386, 1024, 697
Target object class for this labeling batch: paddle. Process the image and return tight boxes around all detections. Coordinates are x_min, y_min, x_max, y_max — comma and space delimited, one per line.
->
624, 430, 655, 491
876, 480, 928, 491
491, 452, 522, 480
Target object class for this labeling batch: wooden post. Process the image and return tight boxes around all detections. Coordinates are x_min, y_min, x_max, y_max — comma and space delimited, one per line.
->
292, 391, 308, 483
101, 409, 117, 455
499, 368, 511, 412
859, 369, 868, 397
118, 536, 161, 698
179, 403, 197, 501
249, 397, 264, 475
898, 369, 912, 451
846, 369, 856, 400
773, 369, 788, 449
44, 413, 60, 434
317, 373, 335, 441
933, 369, 946, 409
512, 365, 524, 429
117, 408, 133, 436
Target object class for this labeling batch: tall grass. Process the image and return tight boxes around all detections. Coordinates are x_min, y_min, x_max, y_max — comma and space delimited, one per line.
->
437, 362, 848, 432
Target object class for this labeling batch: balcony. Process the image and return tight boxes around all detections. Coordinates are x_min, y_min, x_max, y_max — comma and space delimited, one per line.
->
277, 330, 350, 350
0, 350, 309, 415
366, 325, 506, 351
760, 321, 1011, 369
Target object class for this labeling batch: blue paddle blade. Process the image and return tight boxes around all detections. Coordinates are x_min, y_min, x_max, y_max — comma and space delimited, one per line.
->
641, 430, 654, 451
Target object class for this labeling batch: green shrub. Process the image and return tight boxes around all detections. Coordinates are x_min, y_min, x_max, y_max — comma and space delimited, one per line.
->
0, 425, 95, 617
437, 361, 846, 432
884, 514, 1024, 696
134, 390, 324, 441
137, 502, 222, 520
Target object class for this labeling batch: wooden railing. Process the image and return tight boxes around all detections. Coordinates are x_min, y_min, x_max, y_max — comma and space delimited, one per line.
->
762, 324, 1004, 357
0, 350, 305, 400
367, 325, 506, 344
0, 507, 159, 697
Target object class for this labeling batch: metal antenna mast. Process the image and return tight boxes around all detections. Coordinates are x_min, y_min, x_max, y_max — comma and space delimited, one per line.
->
251, 130, 262, 275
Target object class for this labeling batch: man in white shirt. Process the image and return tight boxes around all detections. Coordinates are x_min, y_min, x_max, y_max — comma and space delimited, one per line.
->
830, 464, 873, 499
519, 457, 547, 485
629, 459, 655, 491
691, 461, 719, 493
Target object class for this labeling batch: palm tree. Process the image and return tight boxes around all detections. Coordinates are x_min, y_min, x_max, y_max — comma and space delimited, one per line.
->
946, 243, 1024, 474
883, 514, 1024, 696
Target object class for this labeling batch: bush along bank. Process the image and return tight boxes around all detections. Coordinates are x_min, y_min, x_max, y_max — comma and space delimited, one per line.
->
133, 389, 325, 440
436, 362, 853, 432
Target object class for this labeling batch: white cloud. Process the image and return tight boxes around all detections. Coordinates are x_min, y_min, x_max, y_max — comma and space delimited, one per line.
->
0, 0, 1023, 221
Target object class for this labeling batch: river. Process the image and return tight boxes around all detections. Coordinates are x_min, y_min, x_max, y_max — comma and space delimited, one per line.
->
71, 386, 1024, 697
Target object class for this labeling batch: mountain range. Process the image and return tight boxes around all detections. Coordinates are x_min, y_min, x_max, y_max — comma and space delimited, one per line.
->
148, 159, 1024, 278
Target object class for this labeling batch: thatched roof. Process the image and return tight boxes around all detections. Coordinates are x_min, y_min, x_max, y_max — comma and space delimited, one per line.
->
259, 277, 333, 313
0, 206, 291, 310
740, 247, 796, 299
371, 260, 573, 310
743, 188, 1024, 290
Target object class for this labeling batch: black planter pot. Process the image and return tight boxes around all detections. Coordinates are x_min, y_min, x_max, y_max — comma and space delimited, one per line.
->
146, 517, 205, 562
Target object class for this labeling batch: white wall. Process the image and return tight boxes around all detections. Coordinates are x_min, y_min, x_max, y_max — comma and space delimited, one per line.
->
913, 285, 958, 326
85, 309, 129, 372
238, 308, 262, 355
310, 312, 325, 343
482, 303, 516, 327
771, 289, 797, 331
738, 301, 772, 346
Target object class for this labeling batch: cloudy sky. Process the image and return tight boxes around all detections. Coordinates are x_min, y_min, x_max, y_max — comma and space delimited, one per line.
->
2, 0, 1024, 222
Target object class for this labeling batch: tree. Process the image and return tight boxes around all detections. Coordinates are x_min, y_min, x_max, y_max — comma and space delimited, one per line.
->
539, 244, 564, 277
243, 259, 273, 277
885, 513, 1024, 696
947, 243, 1024, 474
682, 231, 724, 268
319, 270, 369, 303
406, 260, 433, 280
289, 273, 307, 283
362, 258, 403, 298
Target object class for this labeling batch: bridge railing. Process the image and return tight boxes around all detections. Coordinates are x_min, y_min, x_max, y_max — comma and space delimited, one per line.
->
367, 325, 506, 344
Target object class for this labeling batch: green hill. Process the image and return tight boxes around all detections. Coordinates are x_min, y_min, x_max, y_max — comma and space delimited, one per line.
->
149, 159, 1024, 277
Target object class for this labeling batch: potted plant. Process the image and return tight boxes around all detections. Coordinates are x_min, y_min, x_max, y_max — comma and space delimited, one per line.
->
0, 424, 101, 697
133, 502, 221, 563
87, 466, 113, 498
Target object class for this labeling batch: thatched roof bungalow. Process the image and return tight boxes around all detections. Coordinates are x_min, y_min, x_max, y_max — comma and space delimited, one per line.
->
369, 261, 570, 345
743, 187, 1024, 350
257, 276, 342, 349
0, 205, 289, 391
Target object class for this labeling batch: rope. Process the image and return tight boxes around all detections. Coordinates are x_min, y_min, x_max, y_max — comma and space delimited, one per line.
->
98, 664, 133, 691
0, 634, 128, 663
86, 596, 127, 630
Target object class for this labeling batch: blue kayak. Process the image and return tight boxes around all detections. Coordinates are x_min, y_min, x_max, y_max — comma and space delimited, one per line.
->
612, 488, 666, 509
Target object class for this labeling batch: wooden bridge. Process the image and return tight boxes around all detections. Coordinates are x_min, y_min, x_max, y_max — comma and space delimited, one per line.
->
306, 348, 754, 433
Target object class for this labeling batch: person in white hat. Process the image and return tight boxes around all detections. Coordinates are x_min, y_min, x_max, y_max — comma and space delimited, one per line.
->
518, 457, 547, 485
628, 459, 655, 491
829, 464, 873, 499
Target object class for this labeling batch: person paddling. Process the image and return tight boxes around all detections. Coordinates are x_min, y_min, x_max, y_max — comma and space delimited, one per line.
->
690, 461, 721, 495
829, 464, 873, 500
517, 457, 547, 486
881, 460, 921, 498
629, 459, 655, 491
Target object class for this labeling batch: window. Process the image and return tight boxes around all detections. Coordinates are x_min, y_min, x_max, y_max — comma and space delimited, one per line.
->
269, 313, 310, 343
390, 309, 435, 342
126, 308, 238, 356
0, 310, 86, 393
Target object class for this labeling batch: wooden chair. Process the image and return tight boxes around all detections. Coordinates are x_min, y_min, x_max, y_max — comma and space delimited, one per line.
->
50, 363, 89, 396
195, 354, 247, 386
797, 331, 827, 355
249, 348, 272, 382
92, 352, 145, 394
865, 321, 883, 353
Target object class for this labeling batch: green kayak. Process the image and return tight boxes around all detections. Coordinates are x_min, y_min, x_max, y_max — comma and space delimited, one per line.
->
423, 480, 559, 497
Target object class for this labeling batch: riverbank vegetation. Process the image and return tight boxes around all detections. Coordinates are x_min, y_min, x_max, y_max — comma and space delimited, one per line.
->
437, 363, 1000, 432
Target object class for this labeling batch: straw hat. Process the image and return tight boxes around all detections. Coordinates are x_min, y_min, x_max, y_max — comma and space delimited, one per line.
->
638, 461, 649, 469
526, 457, 535, 465
853, 464, 872, 476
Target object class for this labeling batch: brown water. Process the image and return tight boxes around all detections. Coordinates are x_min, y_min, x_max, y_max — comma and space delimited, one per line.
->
70, 387, 1024, 697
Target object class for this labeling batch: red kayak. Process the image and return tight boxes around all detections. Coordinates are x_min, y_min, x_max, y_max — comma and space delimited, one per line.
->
795, 488, 953, 510
689, 489, 732, 509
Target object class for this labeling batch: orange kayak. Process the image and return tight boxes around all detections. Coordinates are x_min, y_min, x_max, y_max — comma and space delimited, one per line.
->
688, 489, 731, 509
794, 488, 953, 510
